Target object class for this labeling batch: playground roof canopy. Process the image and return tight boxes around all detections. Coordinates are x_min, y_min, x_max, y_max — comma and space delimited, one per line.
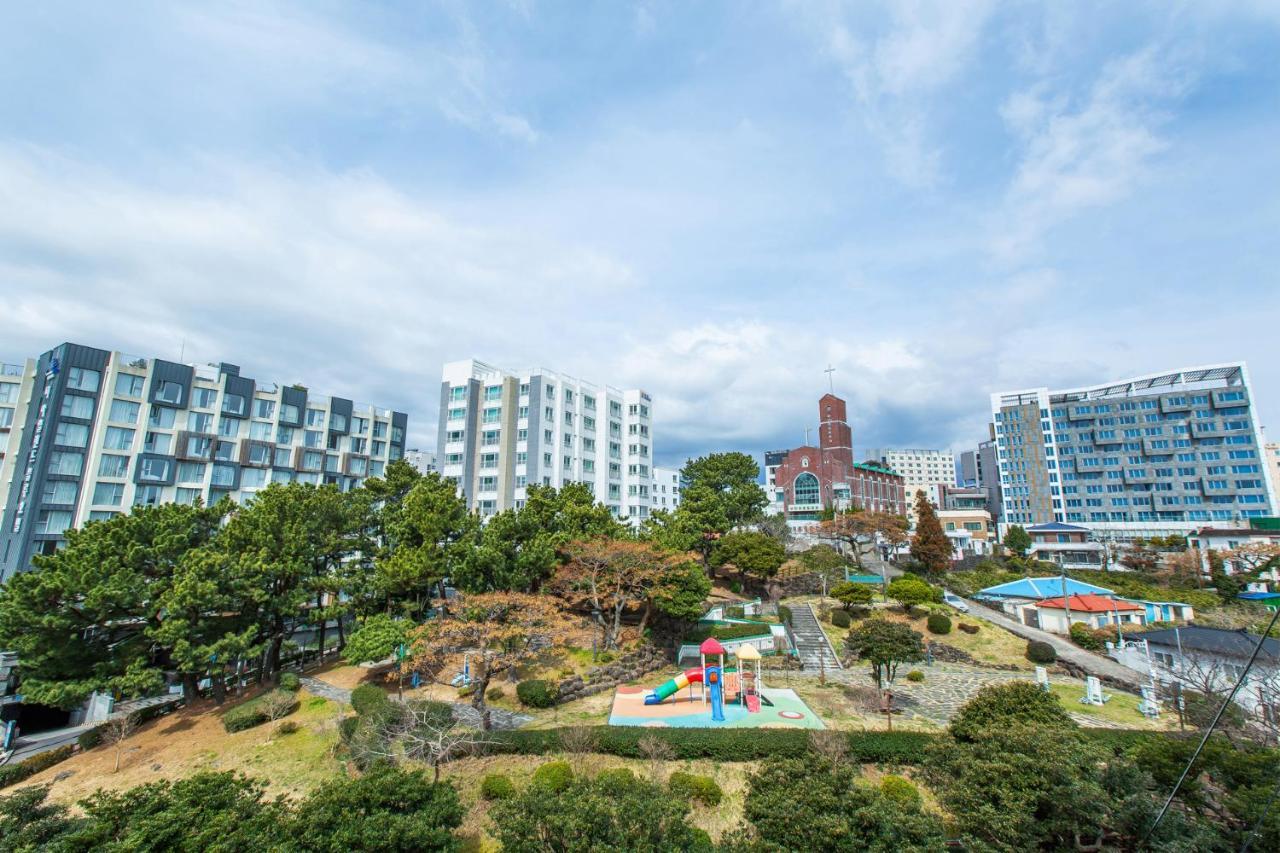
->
700, 637, 726, 655
734, 644, 761, 660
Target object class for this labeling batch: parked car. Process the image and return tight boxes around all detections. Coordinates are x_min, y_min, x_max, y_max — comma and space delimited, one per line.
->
942, 592, 970, 613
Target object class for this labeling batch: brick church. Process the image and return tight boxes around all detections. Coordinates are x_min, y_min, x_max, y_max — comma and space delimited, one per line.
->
766, 394, 906, 522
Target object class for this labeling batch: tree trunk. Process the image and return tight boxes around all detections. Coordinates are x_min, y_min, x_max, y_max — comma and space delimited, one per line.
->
637, 600, 653, 639
471, 674, 492, 730
608, 603, 625, 650
181, 672, 200, 705
267, 632, 284, 684
336, 616, 346, 651
212, 672, 226, 706
315, 595, 327, 665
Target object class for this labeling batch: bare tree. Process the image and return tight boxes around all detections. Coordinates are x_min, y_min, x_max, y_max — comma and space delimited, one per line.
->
349, 699, 489, 782
259, 690, 297, 742
1226, 542, 1280, 574
558, 725, 598, 774
636, 733, 674, 784
101, 712, 139, 773
808, 730, 849, 772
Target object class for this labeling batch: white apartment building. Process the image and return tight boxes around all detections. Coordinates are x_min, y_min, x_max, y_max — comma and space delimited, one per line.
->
652, 466, 682, 513
869, 447, 956, 525
0, 342, 407, 581
436, 360, 657, 521
404, 448, 438, 475
1267, 443, 1280, 505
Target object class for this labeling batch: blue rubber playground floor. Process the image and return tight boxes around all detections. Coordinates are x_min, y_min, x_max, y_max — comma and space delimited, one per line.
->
608, 685, 825, 729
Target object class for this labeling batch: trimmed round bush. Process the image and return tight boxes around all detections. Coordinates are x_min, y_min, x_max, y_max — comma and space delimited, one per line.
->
668, 771, 723, 807
350, 684, 391, 716
880, 775, 921, 806
1026, 640, 1057, 664
906, 670, 925, 682
275, 720, 300, 736
830, 610, 852, 629
531, 760, 574, 792
278, 672, 301, 692
480, 773, 516, 801
949, 682, 1074, 742
517, 679, 557, 709
596, 768, 637, 788
487, 686, 505, 701
926, 614, 951, 635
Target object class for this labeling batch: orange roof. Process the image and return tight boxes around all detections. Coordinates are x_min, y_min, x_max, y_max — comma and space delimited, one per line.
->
1035, 594, 1143, 613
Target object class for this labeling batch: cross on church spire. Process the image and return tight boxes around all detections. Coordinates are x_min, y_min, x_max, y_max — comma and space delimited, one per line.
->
824, 364, 836, 395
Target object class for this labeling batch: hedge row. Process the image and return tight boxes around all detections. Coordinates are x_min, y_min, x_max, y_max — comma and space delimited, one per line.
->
0, 744, 76, 790
483, 726, 1174, 765
485, 727, 934, 763
684, 622, 775, 644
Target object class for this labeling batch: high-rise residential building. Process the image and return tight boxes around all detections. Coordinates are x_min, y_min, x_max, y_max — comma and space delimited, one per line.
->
868, 447, 956, 525
957, 435, 1002, 523
767, 394, 906, 526
652, 466, 682, 513
436, 359, 656, 521
404, 448, 438, 475
762, 449, 788, 516
991, 363, 1276, 539
0, 342, 407, 581
1266, 442, 1280, 504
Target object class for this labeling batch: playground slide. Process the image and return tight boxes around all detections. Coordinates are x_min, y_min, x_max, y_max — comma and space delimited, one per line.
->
644, 668, 704, 705
745, 694, 760, 713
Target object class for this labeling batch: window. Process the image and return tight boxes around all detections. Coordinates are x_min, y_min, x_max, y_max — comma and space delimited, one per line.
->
218, 418, 240, 438
48, 450, 84, 476
276, 426, 295, 444
192, 387, 217, 408
349, 436, 367, 454
93, 482, 125, 506
373, 421, 387, 438
152, 380, 183, 405
348, 457, 368, 477
213, 441, 236, 461
42, 480, 78, 505
175, 488, 201, 506
89, 510, 120, 522
184, 435, 213, 458
0, 382, 19, 404
372, 440, 386, 456
273, 447, 293, 467
37, 510, 74, 535
249, 421, 273, 441
448, 407, 466, 421
177, 462, 206, 483
0, 407, 11, 428
450, 386, 467, 402
249, 398, 275, 420
54, 422, 90, 447
483, 407, 501, 424
304, 430, 323, 448
148, 406, 176, 428
211, 464, 237, 487
67, 366, 100, 392
221, 393, 246, 416
484, 385, 502, 401
480, 453, 498, 469
99, 454, 129, 477
139, 457, 172, 482
279, 402, 300, 423
306, 408, 325, 427
324, 454, 339, 472
241, 468, 268, 489
103, 422, 134, 448
327, 432, 341, 451
134, 485, 163, 507
115, 374, 145, 397
794, 472, 820, 505
144, 432, 172, 454
60, 395, 95, 419
330, 413, 348, 432
353, 416, 368, 434
189, 412, 213, 434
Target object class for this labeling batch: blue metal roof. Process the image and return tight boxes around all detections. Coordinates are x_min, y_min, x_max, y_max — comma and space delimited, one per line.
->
976, 577, 1114, 600
1027, 522, 1090, 532
1238, 591, 1280, 600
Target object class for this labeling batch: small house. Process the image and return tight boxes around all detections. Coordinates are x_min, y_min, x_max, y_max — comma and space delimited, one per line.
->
1025, 522, 1106, 569
1033, 594, 1146, 633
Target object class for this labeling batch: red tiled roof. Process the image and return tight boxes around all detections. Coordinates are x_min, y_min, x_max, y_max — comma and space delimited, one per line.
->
1035, 594, 1143, 613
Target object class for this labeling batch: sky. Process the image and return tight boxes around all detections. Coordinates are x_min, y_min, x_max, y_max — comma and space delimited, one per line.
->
2, 1, 1279, 470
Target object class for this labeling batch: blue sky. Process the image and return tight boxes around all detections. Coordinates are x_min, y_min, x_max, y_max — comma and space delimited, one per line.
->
2, 1, 1278, 468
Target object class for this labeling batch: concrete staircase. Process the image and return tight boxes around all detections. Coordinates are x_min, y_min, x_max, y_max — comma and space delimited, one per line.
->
789, 603, 843, 671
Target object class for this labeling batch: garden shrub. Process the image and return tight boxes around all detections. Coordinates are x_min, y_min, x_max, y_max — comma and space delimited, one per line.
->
926, 614, 952, 635
517, 679, 557, 709
1026, 640, 1057, 664
338, 716, 359, 743
350, 684, 391, 717
480, 773, 516, 801
949, 682, 1074, 742
879, 774, 921, 806
958, 623, 979, 634
486, 686, 505, 701
78, 727, 103, 750
222, 689, 300, 733
906, 670, 925, 682
777, 605, 792, 625
457, 684, 476, 698
0, 745, 75, 790
275, 720, 300, 736
531, 761, 574, 792
685, 622, 774, 643
596, 768, 637, 787
1069, 622, 1103, 650
830, 609, 852, 629
278, 672, 301, 692
668, 771, 723, 806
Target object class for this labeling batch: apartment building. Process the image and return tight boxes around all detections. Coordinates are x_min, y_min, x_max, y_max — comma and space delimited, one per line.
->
404, 449, 438, 475
0, 342, 407, 581
436, 359, 656, 521
868, 447, 956, 526
990, 363, 1276, 540
652, 466, 682, 513
1267, 443, 1280, 504
956, 435, 1002, 523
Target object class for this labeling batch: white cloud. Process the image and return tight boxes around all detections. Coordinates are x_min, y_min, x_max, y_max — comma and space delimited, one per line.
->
992, 46, 1195, 259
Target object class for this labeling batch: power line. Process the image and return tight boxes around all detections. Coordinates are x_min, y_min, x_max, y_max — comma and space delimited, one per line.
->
1141, 604, 1280, 846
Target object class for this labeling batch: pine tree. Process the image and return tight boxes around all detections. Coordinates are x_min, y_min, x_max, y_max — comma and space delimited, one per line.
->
909, 491, 952, 574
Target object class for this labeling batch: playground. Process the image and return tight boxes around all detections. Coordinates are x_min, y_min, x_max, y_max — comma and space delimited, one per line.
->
607, 638, 825, 729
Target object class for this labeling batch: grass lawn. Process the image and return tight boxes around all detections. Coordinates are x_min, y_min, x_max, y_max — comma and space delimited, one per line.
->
21, 689, 347, 806
878, 608, 1034, 671
1049, 683, 1179, 731
784, 678, 942, 733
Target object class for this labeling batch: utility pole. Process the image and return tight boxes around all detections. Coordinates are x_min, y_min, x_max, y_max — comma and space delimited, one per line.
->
1061, 571, 1073, 634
